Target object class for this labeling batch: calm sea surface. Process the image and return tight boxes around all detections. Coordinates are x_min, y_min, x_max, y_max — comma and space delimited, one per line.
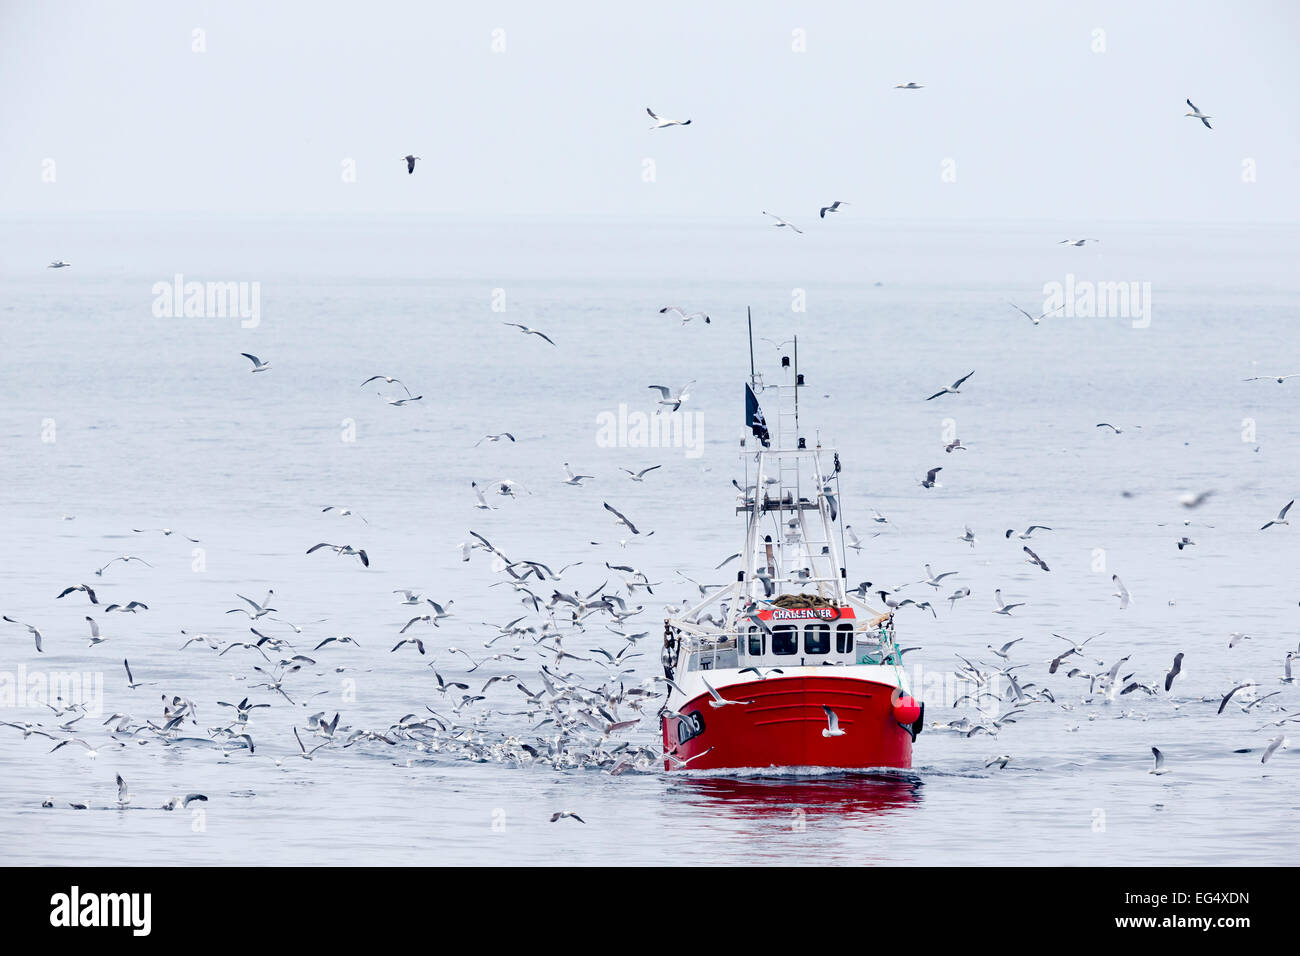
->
2, 214, 1298, 864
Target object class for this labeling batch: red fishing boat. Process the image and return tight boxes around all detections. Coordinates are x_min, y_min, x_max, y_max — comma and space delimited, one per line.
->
660, 326, 923, 772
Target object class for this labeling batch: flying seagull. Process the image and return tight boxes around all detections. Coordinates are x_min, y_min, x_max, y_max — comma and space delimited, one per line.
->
48, 260, 72, 268
819, 200, 849, 218
926, 371, 974, 400
1058, 238, 1099, 246
894, 82, 923, 89
761, 211, 803, 234
474, 433, 516, 447
659, 306, 710, 324
602, 502, 640, 535
241, 353, 270, 373
1245, 373, 1300, 383
1111, 574, 1131, 610
1261, 500, 1293, 530
647, 107, 691, 129
1184, 98, 1212, 129
702, 677, 747, 708
1008, 300, 1065, 326
1165, 653, 1184, 691
502, 322, 556, 346
992, 589, 1023, 615
550, 810, 586, 822
920, 466, 942, 489
621, 465, 661, 482
3, 616, 43, 652
1023, 546, 1050, 572
821, 706, 846, 737
562, 463, 595, 486
1148, 747, 1169, 775
403, 154, 420, 173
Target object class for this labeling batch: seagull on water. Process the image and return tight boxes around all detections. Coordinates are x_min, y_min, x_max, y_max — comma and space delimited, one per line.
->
761, 211, 803, 234
1184, 98, 1212, 129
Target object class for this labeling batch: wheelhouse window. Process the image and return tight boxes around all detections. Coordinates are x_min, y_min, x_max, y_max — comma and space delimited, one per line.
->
804, 622, 830, 654
772, 624, 798, 656
747, 626, 765, 656
836, 622, 855, 653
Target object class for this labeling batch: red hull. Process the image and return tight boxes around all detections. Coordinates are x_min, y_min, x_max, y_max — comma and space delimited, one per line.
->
662, 675, 915, 771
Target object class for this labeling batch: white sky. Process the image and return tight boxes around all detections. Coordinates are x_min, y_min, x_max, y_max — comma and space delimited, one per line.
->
2, 0, 1298, 221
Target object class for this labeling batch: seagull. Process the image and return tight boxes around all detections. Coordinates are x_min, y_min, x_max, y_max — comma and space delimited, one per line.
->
305, 542, 370, 567
132, 527, 200, 542
471, 482, 496, 510
761, 211, 803, 234
988, 638, 1023, 659
1148, 747, 1169, 775
659, 306, 710, 325
93, 556, 153, 576
1022, 546, 1050, 572
947, 587, 971, 609
1007, 300, 1065, 326
1006, 526, 1052, 539
550, 810, 586, 822
1244, 373, 1300, 383
385, 394, 423, 406
56, 584, 99, 604
1177, 536, 1196, 551
647, 381, 694, 412
241, 353, 270, 373
403, 154, 420, 173
123, 659, 153, 690
603, 502, 641, 535
621, 465, 661, 482
1228, 631, 1250, 649
1058, 238, 1099, 246
502, 322, 556, 346
104, 601, 149, 613
85, 617, 108, 647
845, 526, 864, 552
894, 82, 923, 89
819, 200, 849, 218
360, 375, 409, 393
985, 755, 1011, 769
474, 433, 516, 447
647, 107, 690, 129
1179, 490, 1214, 509
926, 371, 974, 400
162, 793, 208, 811
48, 260, 72, 268
1218, 682, 1253, 714
1095, 423, 1123, 434
1262, 735, 1288, 764
321, 506, 367, 523
3, 616, 43, 652
944, 438, 967, 453
922, 564, 958, 588
1261, 500, 1293, 530
959, 526, 977, 547
920, 466, 942, 489
702, 678, 747, 708
992, 590, 1024, 615
821, 706, 846, 737
115, 774, 132, 806
1111, 574, 1131, 610
1165, 653, 1184, 691
1184, 98, 1212, 129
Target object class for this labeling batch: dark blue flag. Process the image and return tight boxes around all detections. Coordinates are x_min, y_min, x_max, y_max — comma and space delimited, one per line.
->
745, 383, 770, 447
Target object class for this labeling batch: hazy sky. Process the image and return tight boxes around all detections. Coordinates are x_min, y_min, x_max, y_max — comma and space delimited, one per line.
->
3, 0, 1298, 221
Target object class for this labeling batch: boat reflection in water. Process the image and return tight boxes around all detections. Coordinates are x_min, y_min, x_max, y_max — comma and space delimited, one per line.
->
665, 769, 922, 824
